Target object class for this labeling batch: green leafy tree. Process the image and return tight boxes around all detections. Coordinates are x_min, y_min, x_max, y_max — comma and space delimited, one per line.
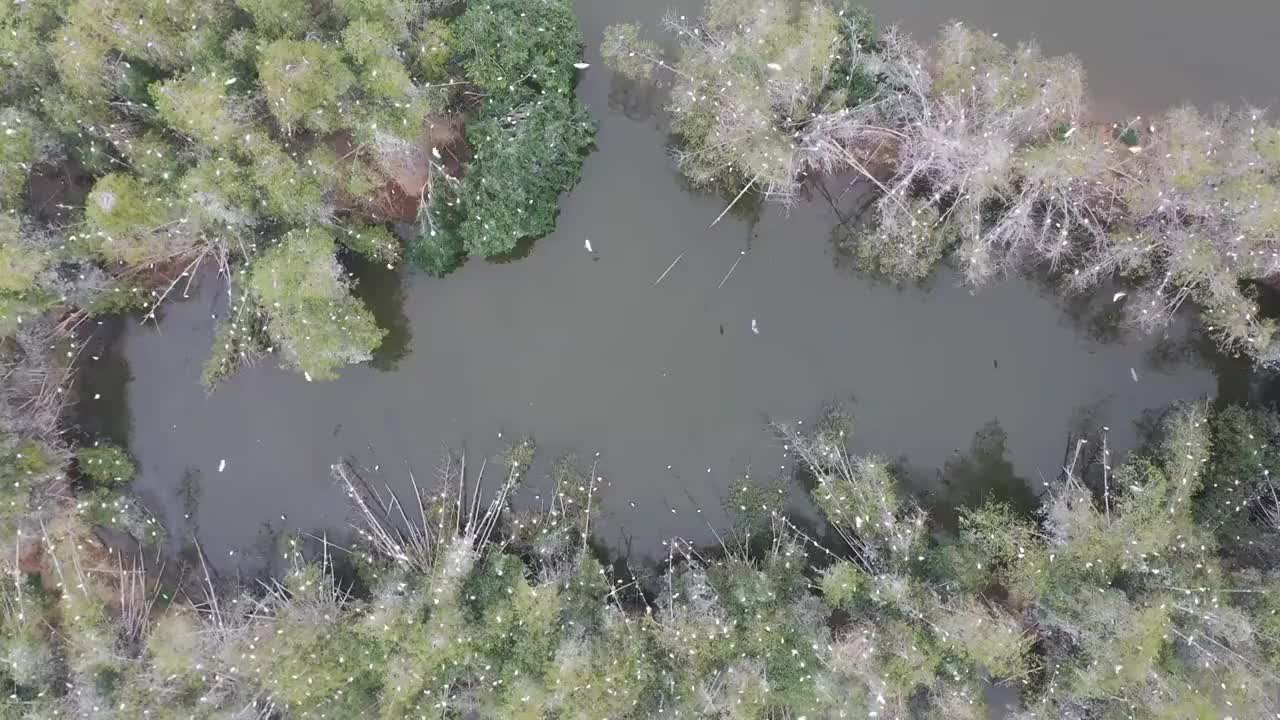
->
454, 0, 583, 103
237, 0, 319, 39
337, 222, 401, 265
114, 131, 184, 184
151, 70, 252, 149
0, 108, 45, 207
85, 173, 192, 264
258, 39, 355, 134
75, 444, 135, 487
412, 19, 455, 82
250, 147, 335, 226
332, 0, 414, 32
0, 0, 64, 104
428, 96, 594, 259
600, 23, 659, 80
248, 227, 384, 380
179, 157, 260, 235
0, 216, 53, 337
342, 17, 402, 65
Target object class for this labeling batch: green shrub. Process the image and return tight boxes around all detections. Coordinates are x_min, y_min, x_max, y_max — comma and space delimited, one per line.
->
0, 108, 41, 206
418, 94, 595, 263
412, 19, 455, 82
342, 18, 401, 65
258, 39, 355, 133
0, 440, 55, 530
238, 0, 318, 39
75, 444, 135, 487
151, 70, 248, 148
820, 561, 867, 609
248, 227, 385, 380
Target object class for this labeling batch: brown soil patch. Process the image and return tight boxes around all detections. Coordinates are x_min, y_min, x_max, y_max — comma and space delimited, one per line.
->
332, 114, 471, 223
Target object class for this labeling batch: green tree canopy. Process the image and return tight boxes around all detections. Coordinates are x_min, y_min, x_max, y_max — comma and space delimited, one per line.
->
248, 227, 385, 381
258, 39, 356, 134
432, 96, 595, 259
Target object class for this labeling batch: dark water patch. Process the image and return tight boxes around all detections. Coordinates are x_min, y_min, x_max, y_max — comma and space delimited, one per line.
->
914, 420, 1038, 531
75, 316, 133, 448
483, 236, 538, 264
349, 257, 412, 372
27, 158, 91, 225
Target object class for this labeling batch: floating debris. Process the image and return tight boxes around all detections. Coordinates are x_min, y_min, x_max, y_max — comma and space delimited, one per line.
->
1130, 367, 1139, 383
751, 318, 759, 335
584, 237, 593, 253
718, 250, 746, 289
573, 62, 591, 69
218, 459, 227, 473
653, 253, 684, 286
1113, 291, 1127, 302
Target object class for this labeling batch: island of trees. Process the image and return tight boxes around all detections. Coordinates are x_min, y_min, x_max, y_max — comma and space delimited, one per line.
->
0, 0, 594, 388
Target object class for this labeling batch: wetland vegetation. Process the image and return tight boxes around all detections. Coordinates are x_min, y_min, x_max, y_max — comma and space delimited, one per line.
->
0, 0, 1278, 717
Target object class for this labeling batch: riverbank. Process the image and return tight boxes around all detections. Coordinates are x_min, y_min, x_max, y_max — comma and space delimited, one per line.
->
5, 404, 1279, 717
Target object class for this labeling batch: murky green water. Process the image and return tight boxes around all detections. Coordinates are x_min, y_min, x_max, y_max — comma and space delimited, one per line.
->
81, 0, 1280, 567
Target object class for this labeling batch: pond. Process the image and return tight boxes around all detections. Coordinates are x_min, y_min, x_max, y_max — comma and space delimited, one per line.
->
80, 0, 1280, 568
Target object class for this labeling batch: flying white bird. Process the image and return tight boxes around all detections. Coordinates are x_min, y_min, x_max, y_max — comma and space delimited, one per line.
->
751, 318, 759, 334
1112, 291, 1127, 302
224, 77, 237, 86
584, 238, 593, 253
303, 371, 313, 382
1130, 367, 1139, 383
573, 62, 590, 70
218, 459, 227, 473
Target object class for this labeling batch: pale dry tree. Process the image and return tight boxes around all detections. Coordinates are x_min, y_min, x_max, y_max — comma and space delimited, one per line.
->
863, 23, 1098, 284
333, 446, 526, 577
607, 1, 903, 214
1113, 107, 1280, 364
775, 412, 926, 572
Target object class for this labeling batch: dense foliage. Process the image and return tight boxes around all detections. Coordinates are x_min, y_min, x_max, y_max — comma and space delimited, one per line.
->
3, 404, 1278, 718
605, 0, 1280, 367
418, 96, 596, 265
0, 0, 593, 388
408, 0, 596, 275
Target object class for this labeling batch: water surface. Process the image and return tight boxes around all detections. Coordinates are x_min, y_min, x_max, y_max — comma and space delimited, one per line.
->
85, 0, 1280, 566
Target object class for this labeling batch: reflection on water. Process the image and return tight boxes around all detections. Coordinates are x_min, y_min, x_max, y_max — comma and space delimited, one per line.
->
350, 257, 412, 372
928, 421, 1037, 531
